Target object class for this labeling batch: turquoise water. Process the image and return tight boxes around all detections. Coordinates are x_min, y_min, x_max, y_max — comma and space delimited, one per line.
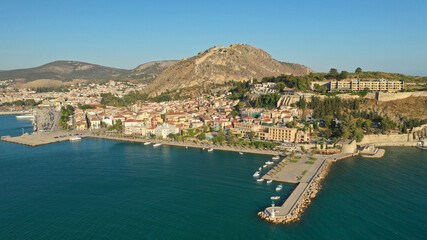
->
0, 115, 426, 239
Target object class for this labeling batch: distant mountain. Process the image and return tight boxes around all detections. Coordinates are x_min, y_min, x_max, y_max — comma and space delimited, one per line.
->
145, 44, 312, 96
0, 61, 129, 86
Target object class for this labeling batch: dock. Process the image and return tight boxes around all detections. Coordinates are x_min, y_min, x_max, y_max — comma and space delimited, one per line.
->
1, 132, 84, 146
258, 152, 357, 224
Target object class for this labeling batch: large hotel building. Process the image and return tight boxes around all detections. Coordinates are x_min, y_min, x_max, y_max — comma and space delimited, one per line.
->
329, 79, 403, 92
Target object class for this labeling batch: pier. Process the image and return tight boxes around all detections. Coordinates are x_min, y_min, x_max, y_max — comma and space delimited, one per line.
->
259, 152, 357, 224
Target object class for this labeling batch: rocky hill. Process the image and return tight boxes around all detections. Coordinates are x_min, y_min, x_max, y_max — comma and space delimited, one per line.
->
144, 44, 312, 96
128, 60, 178, 83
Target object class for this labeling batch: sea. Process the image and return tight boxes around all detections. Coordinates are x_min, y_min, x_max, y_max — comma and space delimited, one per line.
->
0, 114, 426, 240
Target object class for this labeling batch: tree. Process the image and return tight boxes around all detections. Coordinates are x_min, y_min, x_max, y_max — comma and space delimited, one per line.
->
328, 68, 339, 79
248, 131, 256, 140
353, 128, 364, 142
298, 97, 307, 110
355, 67, 362, 74
337, 71, 348, 80
363, 119, 372, 132
276, 82, 286, 91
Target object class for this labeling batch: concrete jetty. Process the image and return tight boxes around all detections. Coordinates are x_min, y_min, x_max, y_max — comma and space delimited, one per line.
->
259, 152, 357, 224
1, 132, 84, 146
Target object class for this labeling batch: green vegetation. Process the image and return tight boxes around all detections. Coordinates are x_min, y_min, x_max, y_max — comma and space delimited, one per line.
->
1, 99, 38, 107
78, 104, 95, 110
59, 105, 74, 130
294, 156, 301, 159
305, 161, 315, 164
107, 119, 122, 131
290, 160, 298, 163
253, 93, 281, 108
302, 170, 308, 175
310, 157, 317, 160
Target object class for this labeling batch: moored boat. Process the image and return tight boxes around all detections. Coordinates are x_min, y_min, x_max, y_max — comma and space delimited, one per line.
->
272, 156, 280, 160
208, 148, 214, 152
239, 152, 243, 155
275, 184, 283, 191
253, 171, 260, 177
266, 180, 273, 184
266, 161, 274, 165
270, 196, 280, 200
153, 143, 162, 147
144, 142, 152, 145
256, 178, 264, 182
69, 136, 81, 141
263, 164, 267, 168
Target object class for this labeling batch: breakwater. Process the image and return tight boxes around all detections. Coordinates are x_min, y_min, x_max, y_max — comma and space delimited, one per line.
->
258, 153, 357, 224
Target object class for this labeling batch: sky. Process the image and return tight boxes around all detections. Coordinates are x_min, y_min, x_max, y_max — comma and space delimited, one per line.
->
0, 0, 426, 76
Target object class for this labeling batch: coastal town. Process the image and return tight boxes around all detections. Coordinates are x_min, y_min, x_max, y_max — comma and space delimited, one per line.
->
1, 74, 427, 224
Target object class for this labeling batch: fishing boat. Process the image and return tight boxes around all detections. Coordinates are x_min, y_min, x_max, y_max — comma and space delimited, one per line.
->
208, 148, 214, 152
153, 143, 162, 147
266, 161, 274, 165
256, 178, 264, 182
253, 171, 260, 177
69, 136, 81, 141
270, 196, 280, 200
144, 142, 152, 145
275, 184, 283, 191
266, 180, 273, 184
272, 156, 280, 160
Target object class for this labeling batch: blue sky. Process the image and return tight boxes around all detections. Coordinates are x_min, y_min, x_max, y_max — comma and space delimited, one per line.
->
1, 0, 426, 75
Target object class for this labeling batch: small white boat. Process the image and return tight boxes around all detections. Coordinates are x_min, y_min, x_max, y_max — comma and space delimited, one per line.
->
239, 152, 243, 155
253, 171, 260, 177
257, 178, 264, 182
144, 142, 152, 145
272, 156, 280, 160
16, 114, 34, 120
267, 180, 273, 184
69, 136, 81, 141
208, 148, 214, 152
263, 164, 267, 168
153, 143, 162, 147
266, 161, 274, 165
270, 196, 280, 200
275, 184, 283, 191
258, 167, 262, 171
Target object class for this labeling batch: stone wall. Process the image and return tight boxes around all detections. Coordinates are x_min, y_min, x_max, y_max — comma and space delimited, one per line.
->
377, 91, 427, 102
359, 133, 413, 146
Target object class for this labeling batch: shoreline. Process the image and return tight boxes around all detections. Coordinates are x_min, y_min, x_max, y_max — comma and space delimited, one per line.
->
87, 135, 282, 156
0, 111, 31, 115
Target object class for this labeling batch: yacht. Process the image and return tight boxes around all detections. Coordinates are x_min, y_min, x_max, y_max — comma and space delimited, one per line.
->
266, 161, 274, 165
266, 180, 273, 184
275, 184, 283, 191
270, 196, 280, 200
16, 114, 34, 120
256, 178, 264, 182
144, 142, 152, 145
69, 136, 81, 141
272, 156, 280, 160
208, 148, 214, 152
253, 171, 260, 177
153, 143, 162, 147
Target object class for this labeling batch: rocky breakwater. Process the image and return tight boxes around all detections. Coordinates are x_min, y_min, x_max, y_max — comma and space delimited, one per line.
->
258, 160, 331, 224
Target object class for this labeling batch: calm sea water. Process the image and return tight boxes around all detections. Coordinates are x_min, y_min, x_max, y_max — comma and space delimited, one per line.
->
0, 115, 426, 239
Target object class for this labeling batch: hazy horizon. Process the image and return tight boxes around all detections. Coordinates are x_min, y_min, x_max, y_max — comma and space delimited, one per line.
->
1, 0, 426, 76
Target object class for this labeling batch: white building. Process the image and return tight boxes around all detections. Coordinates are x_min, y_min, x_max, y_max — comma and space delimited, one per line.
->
153, 123, 180, 138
